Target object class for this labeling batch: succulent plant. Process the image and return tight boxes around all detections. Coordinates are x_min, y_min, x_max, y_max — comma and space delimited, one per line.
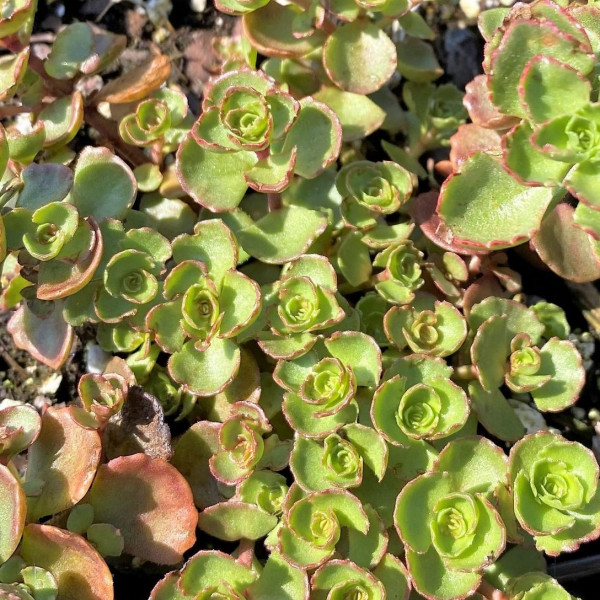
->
0, 0, 597, 599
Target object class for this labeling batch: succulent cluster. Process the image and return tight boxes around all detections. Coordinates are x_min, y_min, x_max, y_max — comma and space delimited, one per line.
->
0, 0, 598, 599
436, 0, 600, 283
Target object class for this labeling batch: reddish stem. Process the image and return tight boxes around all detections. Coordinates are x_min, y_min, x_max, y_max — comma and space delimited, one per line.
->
267, 192, 282, 212
477, 581, 509, 600
235, 538, 255, 568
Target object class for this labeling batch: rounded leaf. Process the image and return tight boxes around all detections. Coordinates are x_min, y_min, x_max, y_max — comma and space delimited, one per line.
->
85, 454, 197, 564
323, 21, 396, 94
19, 525, 113, 600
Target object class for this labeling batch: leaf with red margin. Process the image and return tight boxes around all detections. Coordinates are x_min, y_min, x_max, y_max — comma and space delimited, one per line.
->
463, 75, 518, 130
449, 124, 502, 171
85, 454, 197, 565
243, 2, 326, 59
26, 406, 102, 521
531, 203, 600, 283
411, 191, 489, 256
0, 464, 26, 563
37, 218, 103, 300
19, 524, 113, 600
7, 301, 74, 369
437, 153, 554, 251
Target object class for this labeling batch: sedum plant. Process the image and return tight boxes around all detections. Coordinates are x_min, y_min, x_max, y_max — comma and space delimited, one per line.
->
0, 0, 597, 599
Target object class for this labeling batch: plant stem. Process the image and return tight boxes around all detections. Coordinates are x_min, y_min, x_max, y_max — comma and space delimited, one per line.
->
477, 581, 508, 600
267, 192, 282, 212
454, 364, 478, 380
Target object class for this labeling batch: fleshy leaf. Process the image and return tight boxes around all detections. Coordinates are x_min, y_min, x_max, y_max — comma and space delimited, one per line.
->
324, 332, 382, 388
85, 454, 197, 564
519, 56, 591, 122
198, 501, 278, 541
280, 98, 341, 179
20, 525, 113, 600
531, 202, 600, 283
530, 338, 585, 411
237, 206, 328, 264
323, 21, 396, 94
438, 153, 554, 250
8, 301, 73, 369
26, 406, 102, 521
169, 338, 241, 396
314, 87, 385, 142
176, 132, 257, 212
0, 464, 26, 563
66, 147, 136, 221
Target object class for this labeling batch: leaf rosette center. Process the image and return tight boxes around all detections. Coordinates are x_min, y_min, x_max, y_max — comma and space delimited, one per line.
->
397, 383, 441, 438
430, 493, 478, 558
300, 357, 356, 415
530, 458, 585, 511
322, 433, 363, 485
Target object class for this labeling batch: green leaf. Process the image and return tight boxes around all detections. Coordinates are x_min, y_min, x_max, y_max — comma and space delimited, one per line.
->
341, 503, 388, 568
324, 331, 382, 388
198, 501, 278, 541
16, 163, 73, 210
247, 552, 308, 600
219, 269, 262, 336
243, 2, 327, 58
394, 472, 452, 553
238, 206, 328, 264
519, 56, 591, 122
565, 160, 600, 211
372, 554, 410, 600
323, 21, 396, 94
313, 87, 386, 142
86, 523, 124, 557
177, 132, 257, 212
489, 20, 594, 117
435, 436, 508, 495
484, 546, 546, 592
38, 92, 84, 150
406, 546, 480, 600
438, 153, 554, 250
283, 393, 358, 438
66, 146, 136, 220
503, 122, 570, 186
282, 255, 338, 291
344, 423, 388, 481
337, 231, 373, 287
311, 560, 385, 600
179, 551, 256, 596
396, 37, 443, 83
172, 222, 235, 286
468, 381, 525, 442
169, 337, 241, 396
280, 98, 341, 179
530, 338, 585, 411
45, 22, 94, 79
245, 146, 297, 193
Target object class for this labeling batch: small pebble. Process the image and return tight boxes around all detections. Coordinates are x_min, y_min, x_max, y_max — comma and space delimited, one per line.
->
191, 0, 207, 12
508, 399, 547, 434
86, 342, 111, 374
